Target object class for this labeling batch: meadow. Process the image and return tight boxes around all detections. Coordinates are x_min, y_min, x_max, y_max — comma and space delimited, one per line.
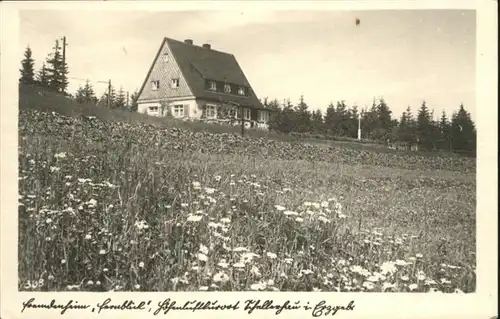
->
18, 104, 476, 293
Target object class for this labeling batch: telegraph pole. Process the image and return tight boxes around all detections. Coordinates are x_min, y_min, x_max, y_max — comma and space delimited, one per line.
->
126, 91, 129, 109
357, 111, 362, 140
61, 36, 68, 94
107, 80, 111, 109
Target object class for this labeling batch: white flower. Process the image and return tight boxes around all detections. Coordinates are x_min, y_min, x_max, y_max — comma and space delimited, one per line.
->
192, 181, 201, 189
232, 247, 248, 252
134, 284, 140, 289
213, 272, 229, 283
275, 205, 286, 211
440, 278, 451, 285
382, 282, 396, 291
320, 201, 329, 208
61, 259, 66, 264
380, 261, 397, 275
187, 214, 203, 222
139, 261, 145, 268
250, 282, 267, 291
283, 258, 293, 265
199, 244, 209, 255
54, 152, 67, 159
220, 217, 231, 223
99, 249, 106, 255
266, 252, 277, 259
302, 269, 314, 275
204, 187, 216, 194
267, 279, 275, 286
408, 283, 418, 291
241, 252, 260, 263
363, 281, 375, 290
46, 218, 52, 224
424, 279, 437, 285
232, 262, 245, 268
251, 266, 261, 277
283, 210, 298, 216
217, 259, 229, 269
197, 253, 208, 262
198, 286, 209, 291
295, 217, 304, 222
367, 275, 379, 282
400, 275, 409, 281
303, 201, 312, 207
395, 259, 409, 267
416, 271, 426, 281
416, 253, 423, 258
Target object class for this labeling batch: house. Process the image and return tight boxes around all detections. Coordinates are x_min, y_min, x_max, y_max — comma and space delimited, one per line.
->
136, 37, 271, 129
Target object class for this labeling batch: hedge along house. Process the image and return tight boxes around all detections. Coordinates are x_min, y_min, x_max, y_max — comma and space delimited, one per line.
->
136, 37, 271, 129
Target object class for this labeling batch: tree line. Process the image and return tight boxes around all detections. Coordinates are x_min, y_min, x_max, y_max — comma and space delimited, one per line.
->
19, 42, 139, 112
263, 96, 476, 154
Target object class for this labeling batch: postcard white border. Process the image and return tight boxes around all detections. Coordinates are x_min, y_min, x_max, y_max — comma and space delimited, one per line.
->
1, 1, 497, 319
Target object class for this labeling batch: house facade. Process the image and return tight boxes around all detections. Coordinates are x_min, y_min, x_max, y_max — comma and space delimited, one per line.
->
136, 38, 270, 129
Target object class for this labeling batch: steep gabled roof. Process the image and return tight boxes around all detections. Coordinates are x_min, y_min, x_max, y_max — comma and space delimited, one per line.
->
167, 38, 263, 108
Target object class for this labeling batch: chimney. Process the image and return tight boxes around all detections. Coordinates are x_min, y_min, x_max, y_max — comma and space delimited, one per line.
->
202, 43, 211, 49
184, 39, 193, 45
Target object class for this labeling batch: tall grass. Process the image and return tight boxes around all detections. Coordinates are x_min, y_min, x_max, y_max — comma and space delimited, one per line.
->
18, 109, 476, 293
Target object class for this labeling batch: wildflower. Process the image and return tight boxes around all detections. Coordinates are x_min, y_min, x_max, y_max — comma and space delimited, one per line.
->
45, 237, 52, 242
99, 249, 106, 255
134, 284, 141, 290
199, 286, 209, 291
283, 210, 298, 216
267, 279, 275, 286
197, 253, 208, 262
48, 274, 54, 281
87, 280, 94, 286
395, 259, 409, 267
84, 234, 91, 240
382, 282, 396, 291
321, 201, 329, 208
283, 258, 293, 265
424, 279, 437, 285
416, 271, 426, 281
232, 247, 248, 252
187, 214, 203, 222
440, 278, 451, 285
61, 259, 66, 264
380, 261, 397, 275
251, 266, 261, 277
87, 198, 97, 207
302, 269, 314, 275
363, 281, 375, 290
241, 252, 259, 263
139, 261, 145, 268
54, 152, 67, 159
408, 283, 418, 291
275, 205, 286, 211
295, 217, 304, 222
367, 275, 380, 282
204, 187, 216, 194
220, 217, 231, 224
416, 253, 423, 258
250, 282, 267, 291
46, 218, 52, 224
266, 252, 277, 259
217, 259, 229, 269
400, 275, 409, 281
232, 262, 245, 269
50, 166, 60, 172
96, 281, 101, 286
199, 244, 209, 255
192, 181, 201, 189
213, 272, 230, 283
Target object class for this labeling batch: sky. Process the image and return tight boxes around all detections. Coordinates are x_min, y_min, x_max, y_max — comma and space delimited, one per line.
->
19, 9, 476, 121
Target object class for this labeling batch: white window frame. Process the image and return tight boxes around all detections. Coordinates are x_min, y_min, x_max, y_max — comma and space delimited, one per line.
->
204, 104, 217, 119
244, 108, 251, 120
209, 81, 217, 91
151, 80, 160, 91
224, 84, 231, 93
238, 87, 245, 96
148, 106, 159, 113
173, 104, 184, 118
259, 110, 269, 123
171, 78, 180, 89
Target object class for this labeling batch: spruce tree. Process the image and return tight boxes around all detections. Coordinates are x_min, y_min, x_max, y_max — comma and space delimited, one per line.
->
45, 40, 69, 93
129, 90, 139, 112
36, 63, 49, 88
19, 46, 35, 85
114, 87, 126, 109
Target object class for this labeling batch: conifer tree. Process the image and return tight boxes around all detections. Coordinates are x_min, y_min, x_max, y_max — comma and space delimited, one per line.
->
45, 40, 69, 93
114, 86, 126, 109
36, 63, 49, 88
19, 46, 36, 85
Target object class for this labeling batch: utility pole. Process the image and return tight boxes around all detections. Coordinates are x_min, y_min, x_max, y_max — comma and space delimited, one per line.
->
107, 80, 112, 109
126, 91, 129, 110
61, 36, 68, 94
357, 112, 362, 140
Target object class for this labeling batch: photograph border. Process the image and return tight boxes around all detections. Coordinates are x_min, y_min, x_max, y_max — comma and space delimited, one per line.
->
1, 1, 497, 318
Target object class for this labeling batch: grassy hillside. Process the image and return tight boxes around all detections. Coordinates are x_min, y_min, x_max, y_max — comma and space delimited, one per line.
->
18, 84, 476, 293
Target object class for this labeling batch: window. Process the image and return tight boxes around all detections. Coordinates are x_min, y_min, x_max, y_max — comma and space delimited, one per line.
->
173, 105, 184, 117
224, 84, 231, 93
171, 78, 180, 88
204, 104, 217, 119
244, 108, 251, 120
151, 81, 160, 91
149, 106, 159, 113
259, 110, 269, 123
209, 81, 217, 91
163, 54, 169, 63
238, 87, 245, 96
